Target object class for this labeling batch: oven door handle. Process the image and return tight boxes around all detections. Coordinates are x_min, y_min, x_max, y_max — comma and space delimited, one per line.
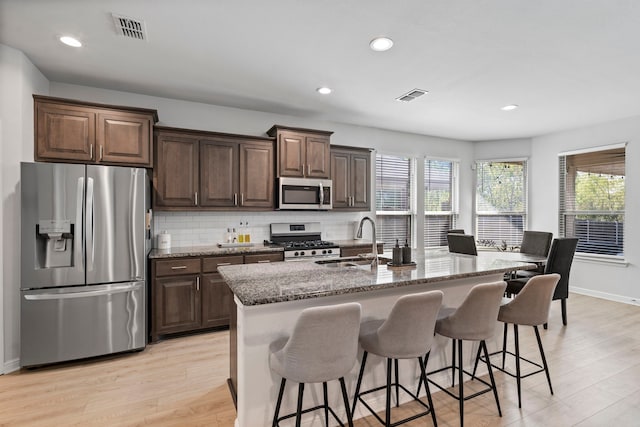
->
319, 182, 324, 207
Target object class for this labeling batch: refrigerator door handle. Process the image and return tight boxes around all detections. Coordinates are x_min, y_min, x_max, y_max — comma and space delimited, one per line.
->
86, 177, 95, 272
24, 282, 143, 301
75, 177, 85, 269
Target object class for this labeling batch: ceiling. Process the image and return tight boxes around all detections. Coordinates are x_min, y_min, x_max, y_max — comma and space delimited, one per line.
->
2, 0, 640, 141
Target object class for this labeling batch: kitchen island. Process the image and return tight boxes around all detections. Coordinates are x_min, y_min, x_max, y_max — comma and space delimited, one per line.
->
219, 250, 537, 427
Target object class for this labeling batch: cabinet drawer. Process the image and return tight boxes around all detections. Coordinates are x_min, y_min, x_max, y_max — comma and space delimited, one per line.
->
202, 255, 244, 273
244, 252, 283, 264
340, 244, 384, 258
155, 258, 201, 276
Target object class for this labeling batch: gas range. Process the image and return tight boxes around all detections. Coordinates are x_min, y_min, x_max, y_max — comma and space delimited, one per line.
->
266, 222, 340, 261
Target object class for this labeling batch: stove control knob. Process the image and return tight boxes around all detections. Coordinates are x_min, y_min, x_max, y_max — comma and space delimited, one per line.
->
322, 249, 327, 254
311, 250, 316, 255
327, 249, 333, 254
300, 251, 305, 256
294, 251, 299, 256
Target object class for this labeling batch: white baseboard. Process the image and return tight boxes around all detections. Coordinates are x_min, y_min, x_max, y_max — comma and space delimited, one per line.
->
570, 286, 640, 306
3, 358, 20, 374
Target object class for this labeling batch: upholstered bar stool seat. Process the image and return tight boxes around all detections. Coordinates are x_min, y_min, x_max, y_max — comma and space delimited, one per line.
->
474, 273, 560, 408
424, 281, 506, 427
352, 291, 443, 427
270, 302, 361, 427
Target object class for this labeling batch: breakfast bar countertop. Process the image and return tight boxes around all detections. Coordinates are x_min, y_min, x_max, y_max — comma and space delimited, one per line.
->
218, 250, 537, 306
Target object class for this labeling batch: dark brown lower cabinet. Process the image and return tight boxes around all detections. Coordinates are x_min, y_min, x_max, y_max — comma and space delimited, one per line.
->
153, 274, 201, 338
202, 273, 234, 329
151, 252, 282, 341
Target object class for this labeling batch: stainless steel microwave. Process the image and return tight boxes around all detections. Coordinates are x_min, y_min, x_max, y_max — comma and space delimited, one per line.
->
278, 177, 333, 210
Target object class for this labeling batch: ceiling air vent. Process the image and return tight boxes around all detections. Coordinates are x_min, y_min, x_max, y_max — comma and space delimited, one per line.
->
395, 88, 428, 102
112, 13, 147, 40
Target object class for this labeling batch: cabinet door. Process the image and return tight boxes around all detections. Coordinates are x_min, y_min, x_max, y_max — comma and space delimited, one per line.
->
200, 140, 239, 207
35, 102, 95, 162
244, 252, 284, 263
239, 141, 274, 208
96, 111, 152, 166
154, 134, 199, 208
306, 135, 331, 178
331, 150, 351, 208
350, 152, 371, 210
154, 275, 201, 335
278, 132, 305, 177
202, 273, 233, 328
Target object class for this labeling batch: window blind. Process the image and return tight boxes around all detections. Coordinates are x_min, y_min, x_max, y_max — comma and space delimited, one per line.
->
376, 154, 412, 247
475, 160, 527, 247
424, 159, 457, 248
559, 146, 625, 256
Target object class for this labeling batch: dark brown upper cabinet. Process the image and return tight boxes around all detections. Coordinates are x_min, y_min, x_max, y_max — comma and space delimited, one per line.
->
330, 146, 372, 211
267, 125, 332, 179
34, 95, 158, 167
153, 126, 274, 211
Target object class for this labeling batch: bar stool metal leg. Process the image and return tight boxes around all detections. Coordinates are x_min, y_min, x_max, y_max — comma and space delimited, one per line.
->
394, 359, 400, 407
514, 324, 522, 408
323, 382, 329, 427
457, 339, 464, 427
451, 339, 457, 387
295, 383, 305, 427
502, 322, 508, 369
351, 351, 368, 415
419, 355, 438, 427
273, 378, 286, 427
481, 340, 502, 416
385, 358, 392, 427
339, 377, 354, 427
534, 325, 554, 395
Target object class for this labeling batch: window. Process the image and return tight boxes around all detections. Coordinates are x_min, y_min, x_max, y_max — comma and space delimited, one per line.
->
424, 159, 458, 248
559, 145, 625, 257
376, 154, 412, 247
475, 160, 527, 248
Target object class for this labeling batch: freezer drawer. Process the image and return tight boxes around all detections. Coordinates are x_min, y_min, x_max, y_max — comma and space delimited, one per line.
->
20, 281, 146, 367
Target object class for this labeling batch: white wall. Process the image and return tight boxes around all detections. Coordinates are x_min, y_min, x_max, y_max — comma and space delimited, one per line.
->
530, 117, 640, 303
0, 44, 49, 372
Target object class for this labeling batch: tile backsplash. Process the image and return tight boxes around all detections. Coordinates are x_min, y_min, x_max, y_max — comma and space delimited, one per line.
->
152, 211, 372, 248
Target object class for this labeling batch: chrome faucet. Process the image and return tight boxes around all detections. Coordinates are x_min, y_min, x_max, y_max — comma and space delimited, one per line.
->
356, 216, 378, 269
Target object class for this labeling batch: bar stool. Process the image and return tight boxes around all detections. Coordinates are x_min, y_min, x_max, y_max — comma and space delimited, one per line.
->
424, 281, 506, 427
473, 273, 560, 408
351, 291, 443, 427
270, 302, 361, 427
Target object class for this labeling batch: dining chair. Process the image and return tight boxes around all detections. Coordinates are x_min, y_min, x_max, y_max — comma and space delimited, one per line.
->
515, 231, 553, 278
506, 238, 578, 327
448, 229, 465, 234
447, 234, 478, 256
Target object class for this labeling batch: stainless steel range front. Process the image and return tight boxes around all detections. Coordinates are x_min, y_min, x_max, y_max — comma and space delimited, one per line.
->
265, 222, 340, 261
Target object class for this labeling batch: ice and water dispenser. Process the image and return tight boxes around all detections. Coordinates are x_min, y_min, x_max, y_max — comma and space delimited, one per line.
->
35, 219, 74, 268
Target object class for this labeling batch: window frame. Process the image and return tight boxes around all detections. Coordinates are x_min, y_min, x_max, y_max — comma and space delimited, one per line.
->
558, 143, 626, 262
424, 157, 459, 248
474, 157, 529, 249
375, 152, 416, 248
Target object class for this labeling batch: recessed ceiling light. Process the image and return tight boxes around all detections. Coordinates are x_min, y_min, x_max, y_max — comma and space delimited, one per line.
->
370, 37, 393, 52
59, 36, 82, 47
316, 87, 332, 95
501, 104, 519, 111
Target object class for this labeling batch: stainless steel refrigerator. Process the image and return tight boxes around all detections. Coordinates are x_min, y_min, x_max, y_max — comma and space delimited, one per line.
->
20, 162, 151, 367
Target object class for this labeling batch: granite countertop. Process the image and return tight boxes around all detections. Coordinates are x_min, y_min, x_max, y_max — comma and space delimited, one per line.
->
149, 243, 283, 259
148, 240, 384, 259
218, 250, 537, 306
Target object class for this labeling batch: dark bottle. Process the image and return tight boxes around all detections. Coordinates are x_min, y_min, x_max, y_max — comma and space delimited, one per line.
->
402, 239, 412, 264
392, 239, 403, 266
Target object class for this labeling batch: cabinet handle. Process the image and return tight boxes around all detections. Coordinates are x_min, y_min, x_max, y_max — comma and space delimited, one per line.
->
240, 193, 244, 206
307, 164, 310, 176
217, 262, 231, 266
234, 193, 238, 206
196, 276, 200, 291
257, 260, 271, 263
195, 192, 198, 205
171, 265, 187, 270
89, 144, 93, 159
99, 145, 104, 161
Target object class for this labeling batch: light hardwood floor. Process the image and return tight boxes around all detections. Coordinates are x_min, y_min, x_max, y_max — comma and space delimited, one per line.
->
2, 293, 640, 426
